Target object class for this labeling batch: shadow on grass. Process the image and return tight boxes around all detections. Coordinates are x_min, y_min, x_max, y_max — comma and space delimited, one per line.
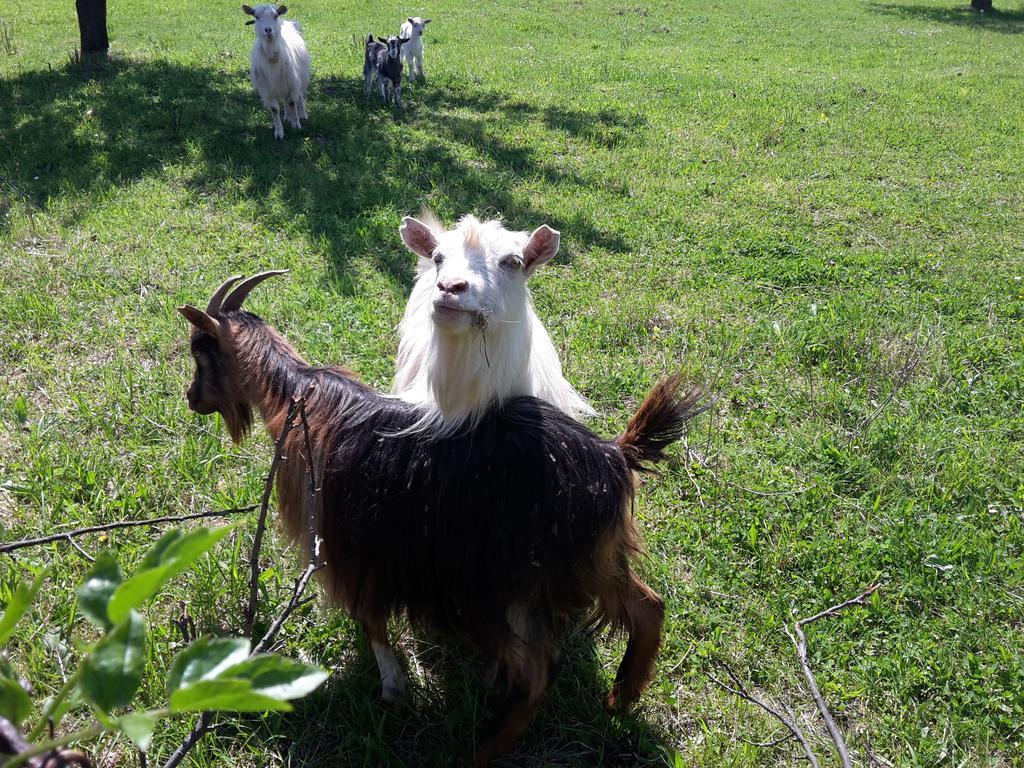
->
867, 1, 1024, 33
230, 627, 669, 767
0, 57, 642, 296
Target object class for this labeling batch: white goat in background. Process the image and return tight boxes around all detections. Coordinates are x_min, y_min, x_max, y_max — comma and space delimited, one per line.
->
398, 16, 430, 81
394, 211, 595, 435
243, 4, 310, 139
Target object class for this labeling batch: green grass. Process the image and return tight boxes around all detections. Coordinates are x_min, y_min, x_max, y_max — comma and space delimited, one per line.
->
2, 0, 1024, 764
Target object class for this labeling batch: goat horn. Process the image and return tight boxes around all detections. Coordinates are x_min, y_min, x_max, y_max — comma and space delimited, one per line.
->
205, 276, 243, 315
206, 274, 244, 315
222, 269, 289, 312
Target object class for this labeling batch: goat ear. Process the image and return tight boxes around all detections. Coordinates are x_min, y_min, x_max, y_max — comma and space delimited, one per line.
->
241, 4, 256, 15
399, 37, 410, 45
377, 36, 387, 44
275, 4, 287, 16
408, 16, 415, 23
522, 225, 560, 276
424, 18, 432, 23
400, 216, 439, 261
178, 305, 221, 339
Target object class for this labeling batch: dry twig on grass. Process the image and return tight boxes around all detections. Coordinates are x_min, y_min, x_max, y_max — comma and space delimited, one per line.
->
784, 583, 882, 768
714, 583, 884, 768
708, 664, 819, 767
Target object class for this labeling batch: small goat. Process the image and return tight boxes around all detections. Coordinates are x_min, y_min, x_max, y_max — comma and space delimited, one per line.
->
364, 34, 408, 109
179, 271, 704, 764
398, 16, 431, 81
393, 211, 595, 435
243, 4, 310, 139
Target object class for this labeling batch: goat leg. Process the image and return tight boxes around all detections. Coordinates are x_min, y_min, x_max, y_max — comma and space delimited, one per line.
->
362, 614, 407, 704
268, 103, 284, 139
606, 569, 665, 711
473, 652, 554, 766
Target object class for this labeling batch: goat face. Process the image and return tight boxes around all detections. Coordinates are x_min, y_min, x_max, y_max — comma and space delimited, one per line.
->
399, 214, 560, 334
243, 3, 288, 43
376, 35, 407, 60
178, 321, 251, 444
178, 272, 288, 442
405, 17, 430, 38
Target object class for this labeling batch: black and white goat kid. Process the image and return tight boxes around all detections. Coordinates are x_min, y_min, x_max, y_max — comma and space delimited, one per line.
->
363, 34, 409, 109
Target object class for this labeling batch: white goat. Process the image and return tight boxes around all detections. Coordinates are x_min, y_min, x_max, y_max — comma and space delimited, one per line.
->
242, 4, 310, 139
398, 16, 430, 81
394, 211, 595, 435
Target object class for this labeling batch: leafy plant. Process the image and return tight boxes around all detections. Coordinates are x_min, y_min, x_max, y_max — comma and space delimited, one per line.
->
0, 526, 327, 766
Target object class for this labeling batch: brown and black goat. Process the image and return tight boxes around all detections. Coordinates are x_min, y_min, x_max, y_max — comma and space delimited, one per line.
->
178, 271, 705, 764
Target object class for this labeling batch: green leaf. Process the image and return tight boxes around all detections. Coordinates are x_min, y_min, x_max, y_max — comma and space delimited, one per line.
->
169, 679, 294, 713
80, 611, 146, 713
166, 637, 250, 695
138, 529, 183, 571
118, 711, 157, 751
107, 526, 233, 624
76, 552, 123, 630
0, 655, 19, 683
221, 655, 328, 701
0, 677, 32, 726
0, 568, 48, 647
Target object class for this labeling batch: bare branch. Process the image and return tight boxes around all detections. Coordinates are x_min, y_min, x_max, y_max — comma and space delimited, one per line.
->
64, 535, 95, 563
785, 583, 883, 768
250, 560, 320, 656
850, 339, 925, 440
742, 731, 795, 749
708, 664, 820, 768
796, 583, 882, 629
159, 712, 211, 768
0, 507, 257, 556
163, 394, 324, 768
295, 394, 322, 569
244, 397, 301, 636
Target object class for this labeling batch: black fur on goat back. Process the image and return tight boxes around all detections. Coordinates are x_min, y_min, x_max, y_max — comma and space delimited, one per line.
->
280, 379, 636, 651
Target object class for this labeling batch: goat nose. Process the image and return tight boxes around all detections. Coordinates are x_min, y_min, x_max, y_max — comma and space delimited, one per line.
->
437, 278, 468, 295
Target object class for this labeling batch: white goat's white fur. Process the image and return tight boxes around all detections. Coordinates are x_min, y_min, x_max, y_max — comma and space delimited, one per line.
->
399, 16, 430, 81
393, 211, 595, 435
244, 4, 310, 140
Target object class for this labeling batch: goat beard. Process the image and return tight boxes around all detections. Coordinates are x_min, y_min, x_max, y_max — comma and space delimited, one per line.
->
224, 402, 255, 444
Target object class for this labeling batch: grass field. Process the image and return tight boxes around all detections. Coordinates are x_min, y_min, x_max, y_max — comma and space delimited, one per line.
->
2, 0, 1024, 765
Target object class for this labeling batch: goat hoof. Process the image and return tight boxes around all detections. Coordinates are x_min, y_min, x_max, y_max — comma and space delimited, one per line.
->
379, 680, 407, 706
604, 687, 621, 713
605, 684, 638, 714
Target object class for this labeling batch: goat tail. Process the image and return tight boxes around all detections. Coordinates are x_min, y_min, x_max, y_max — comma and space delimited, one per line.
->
616, 373, 708, 472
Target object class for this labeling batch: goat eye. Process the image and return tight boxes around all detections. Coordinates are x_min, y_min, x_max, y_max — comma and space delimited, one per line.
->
499, 255, 521, 269
432, 253, 443, 265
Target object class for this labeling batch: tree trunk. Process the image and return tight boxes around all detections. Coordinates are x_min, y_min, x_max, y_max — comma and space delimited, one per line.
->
75, 0, 109, 56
